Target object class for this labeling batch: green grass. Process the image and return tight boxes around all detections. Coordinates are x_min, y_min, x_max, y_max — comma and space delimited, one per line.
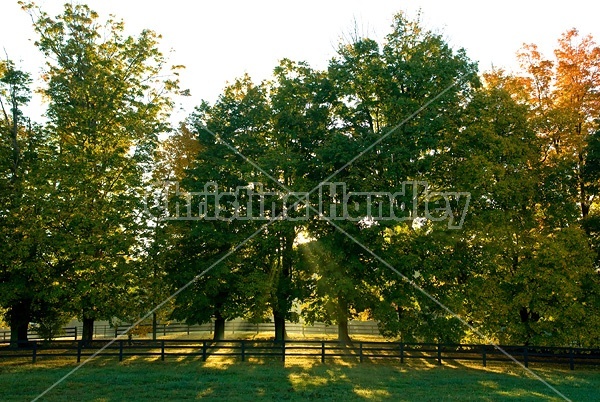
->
0, 356, 597, 401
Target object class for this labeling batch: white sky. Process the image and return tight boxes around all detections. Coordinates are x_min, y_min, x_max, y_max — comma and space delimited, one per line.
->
1, 0, 599, 121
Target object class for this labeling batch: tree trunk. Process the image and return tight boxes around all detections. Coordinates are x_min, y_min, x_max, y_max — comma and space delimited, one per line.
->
82, 317, 94, 345
273, 226, 294, 342
577, 151, 591, 219
213, 312, 225, 341
10, 321, 29, 349
337, 298, 352, 345
274, 311, 287, 341
152, 312, 157, 341
337, 318, 352, 345
8, 299, 31, 348
581, 202, 590, 219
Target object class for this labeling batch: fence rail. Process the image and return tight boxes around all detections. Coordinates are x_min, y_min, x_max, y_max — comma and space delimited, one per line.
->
0, 327, 78, 342
1, 321, 380, 341
1, 339, 598, 370
103, 321, 380, 338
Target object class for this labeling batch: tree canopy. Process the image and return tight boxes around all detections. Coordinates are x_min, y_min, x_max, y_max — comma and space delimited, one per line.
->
1, 4, 599, 349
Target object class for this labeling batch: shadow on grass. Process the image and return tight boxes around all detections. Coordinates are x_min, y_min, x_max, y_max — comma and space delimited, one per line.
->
1, 354, 598, 401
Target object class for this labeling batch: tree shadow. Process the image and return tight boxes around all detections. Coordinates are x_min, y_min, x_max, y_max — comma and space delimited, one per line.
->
4, 352, 600, 401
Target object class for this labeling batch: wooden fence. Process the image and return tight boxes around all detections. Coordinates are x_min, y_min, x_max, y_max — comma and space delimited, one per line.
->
0, 321, 380, 340
1, 339, 599, 370
104, 321, 380, 338
0, 327, 78, 342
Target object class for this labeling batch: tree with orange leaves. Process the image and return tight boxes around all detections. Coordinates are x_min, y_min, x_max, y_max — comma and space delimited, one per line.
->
518, 29, 600, 219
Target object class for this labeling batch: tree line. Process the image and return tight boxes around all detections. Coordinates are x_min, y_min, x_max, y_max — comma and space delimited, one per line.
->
1, 2, 599, 347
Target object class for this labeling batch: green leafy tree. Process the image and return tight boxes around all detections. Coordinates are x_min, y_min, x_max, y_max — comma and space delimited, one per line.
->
0, 59, 54, 347
311, 13, 478, 343
167, 75, 272, 340
22, 2, 180, 342
434, 72, 599, 346
170, 60, 332, 341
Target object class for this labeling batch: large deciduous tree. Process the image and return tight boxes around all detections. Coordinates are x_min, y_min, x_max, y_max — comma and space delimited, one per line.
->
22, 2, 179, 342
0, 59, 52, 347
170, 60, 332, 341
518, 29, 600, 220
167, 75, 273, 340
310, 13, 479, 343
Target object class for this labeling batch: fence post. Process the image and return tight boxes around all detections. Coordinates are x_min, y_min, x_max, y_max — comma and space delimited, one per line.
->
32, 341, 37, 363
569, 348, 574, 371
119, 340, 123, 362
523, 346, 528, 368
400, 342, 404, 364
281, 340, 286, 363
163, 324, 166, 337
77, 340, 82, 363
202, 341, 207, 362
482, 345, 487, 368
321, 341, 325, 363
241, 340, 245, 362
161, 340, 165, 361
359, 342, 363, 363
437, 343, 442, 365
74, 326, 78, 341
187, 324, 190, 336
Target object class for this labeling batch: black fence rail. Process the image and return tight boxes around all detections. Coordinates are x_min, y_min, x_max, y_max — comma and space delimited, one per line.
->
1, 339, 598, 370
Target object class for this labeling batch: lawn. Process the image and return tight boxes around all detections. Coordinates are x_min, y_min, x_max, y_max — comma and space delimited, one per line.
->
0, 355, 597, 401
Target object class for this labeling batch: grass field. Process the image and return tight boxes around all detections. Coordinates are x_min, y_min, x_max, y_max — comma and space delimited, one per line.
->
1, 355, 598, 401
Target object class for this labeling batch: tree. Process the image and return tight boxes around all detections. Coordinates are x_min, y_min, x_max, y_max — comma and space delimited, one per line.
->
431, 71, 599, 346
130, 125, 203, 340
517, 29, 600, 219
310, 12, 479, 343
0, 58, 53, 347
170, 59, 333, 341
263, 60, 333, 340
166, 75, 273, 340
508, 31, 600, 345
22, 2, 180, 342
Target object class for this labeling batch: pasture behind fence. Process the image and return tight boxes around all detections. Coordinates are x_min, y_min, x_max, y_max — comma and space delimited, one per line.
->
0, 321, 380, 341
105, 321, 380, 338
